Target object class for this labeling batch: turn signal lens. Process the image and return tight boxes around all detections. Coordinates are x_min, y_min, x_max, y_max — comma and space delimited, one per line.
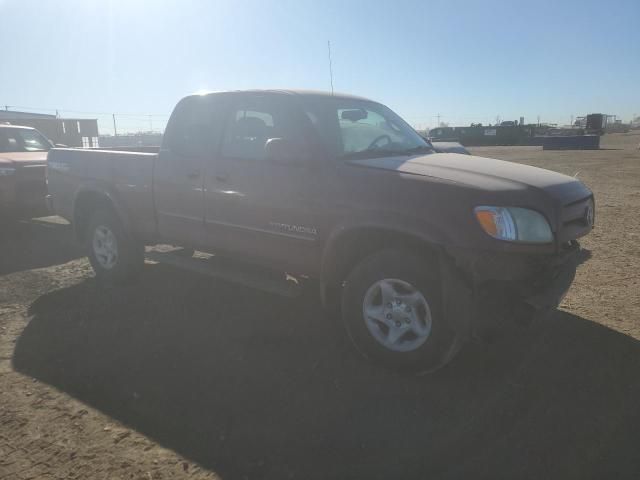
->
475, 209, 499, 237
474, 206, 516, 241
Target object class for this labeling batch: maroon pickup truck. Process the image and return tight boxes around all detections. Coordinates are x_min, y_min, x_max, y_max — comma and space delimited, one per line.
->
0, 124, 51, 220
47, 90, 594, 372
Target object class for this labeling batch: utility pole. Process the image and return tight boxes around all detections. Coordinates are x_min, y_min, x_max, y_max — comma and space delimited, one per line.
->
148, 115, 153, 132
436, 113, 441, 126
112, 114, 118, 136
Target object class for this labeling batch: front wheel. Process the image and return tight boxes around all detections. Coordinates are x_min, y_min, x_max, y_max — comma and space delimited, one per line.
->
86, 208, 144, 284
341, 249, 461, 373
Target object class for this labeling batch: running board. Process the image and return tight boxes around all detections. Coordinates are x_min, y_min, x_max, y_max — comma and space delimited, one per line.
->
145, 249, 302, 298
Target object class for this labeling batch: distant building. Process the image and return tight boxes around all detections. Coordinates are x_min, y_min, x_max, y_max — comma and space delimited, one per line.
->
0, 110, 99, 147
0, 110, 54, 121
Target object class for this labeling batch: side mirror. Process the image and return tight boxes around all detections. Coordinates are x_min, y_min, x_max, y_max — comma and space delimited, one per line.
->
264, 138, 307, 165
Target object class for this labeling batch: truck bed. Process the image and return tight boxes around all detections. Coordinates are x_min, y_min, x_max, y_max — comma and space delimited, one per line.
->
47, 148, 157, 239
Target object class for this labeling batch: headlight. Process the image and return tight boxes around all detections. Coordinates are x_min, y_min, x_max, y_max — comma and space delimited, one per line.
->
474, 206, 553, 243
0, 167, 16, 176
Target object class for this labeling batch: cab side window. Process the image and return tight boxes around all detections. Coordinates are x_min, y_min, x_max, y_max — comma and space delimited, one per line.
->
20, 129, 51, 151
221, 108, 278, 161
220, 97, 310, 162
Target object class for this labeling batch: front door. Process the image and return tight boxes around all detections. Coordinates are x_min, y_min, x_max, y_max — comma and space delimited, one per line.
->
203, 93, 325, 272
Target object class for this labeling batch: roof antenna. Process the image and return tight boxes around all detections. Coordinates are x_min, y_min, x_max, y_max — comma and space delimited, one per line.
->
327, 40, 334, 95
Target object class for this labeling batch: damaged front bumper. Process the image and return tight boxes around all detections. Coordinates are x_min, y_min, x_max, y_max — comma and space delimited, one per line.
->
442, 241, 587, 340
519, 242, 582, 311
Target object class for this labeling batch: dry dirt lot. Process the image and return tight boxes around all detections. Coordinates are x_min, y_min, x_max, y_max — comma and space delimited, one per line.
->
1, 133, 639, 480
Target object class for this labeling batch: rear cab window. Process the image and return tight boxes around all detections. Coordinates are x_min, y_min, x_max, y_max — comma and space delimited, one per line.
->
163, 95, 227, 157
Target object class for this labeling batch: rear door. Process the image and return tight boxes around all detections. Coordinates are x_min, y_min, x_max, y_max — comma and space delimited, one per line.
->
154, 95, 226, 246
203, 93, 325, 272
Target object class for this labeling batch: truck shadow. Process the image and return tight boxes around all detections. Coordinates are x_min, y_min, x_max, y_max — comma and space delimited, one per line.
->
12, 264, 640, 480
0, 217, 82, 275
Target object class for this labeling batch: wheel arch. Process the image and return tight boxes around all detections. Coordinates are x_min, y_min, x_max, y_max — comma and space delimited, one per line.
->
72, 186, 132, 243
320, 223, 450, 305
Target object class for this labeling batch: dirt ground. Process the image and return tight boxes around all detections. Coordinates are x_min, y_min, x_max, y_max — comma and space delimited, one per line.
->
1, 133, 639, 480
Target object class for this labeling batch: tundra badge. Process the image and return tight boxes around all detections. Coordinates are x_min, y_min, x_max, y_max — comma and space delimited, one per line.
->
269, 222, 318, 236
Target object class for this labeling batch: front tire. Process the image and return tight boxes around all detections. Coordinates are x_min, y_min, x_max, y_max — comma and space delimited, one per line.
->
341, 249, 460, 373
86, 208, 143, 284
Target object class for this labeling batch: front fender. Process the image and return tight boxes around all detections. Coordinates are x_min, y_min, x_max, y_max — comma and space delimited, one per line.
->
320, 213, 454, 287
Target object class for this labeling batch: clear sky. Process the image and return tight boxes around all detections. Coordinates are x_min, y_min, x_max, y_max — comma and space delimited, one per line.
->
1, 0, 638, 133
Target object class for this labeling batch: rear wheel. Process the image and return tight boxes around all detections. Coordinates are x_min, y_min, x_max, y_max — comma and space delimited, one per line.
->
341, 249, 460, 373
86, 208, 143, 284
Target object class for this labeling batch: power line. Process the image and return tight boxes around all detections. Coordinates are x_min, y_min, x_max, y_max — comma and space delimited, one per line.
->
1, 104, 169, 117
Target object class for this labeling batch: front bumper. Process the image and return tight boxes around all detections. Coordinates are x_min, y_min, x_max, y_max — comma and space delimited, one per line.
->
453, 240, 581, 306
519, 244, 579, 311
443, 241, 584, 340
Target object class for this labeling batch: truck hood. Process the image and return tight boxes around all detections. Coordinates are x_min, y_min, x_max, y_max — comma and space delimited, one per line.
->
349, 153, 591, 202
0, 151, 48, 167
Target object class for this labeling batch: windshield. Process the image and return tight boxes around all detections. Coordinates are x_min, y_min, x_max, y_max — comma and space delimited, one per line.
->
0, 128, 52, 153
301, 98, 433, 159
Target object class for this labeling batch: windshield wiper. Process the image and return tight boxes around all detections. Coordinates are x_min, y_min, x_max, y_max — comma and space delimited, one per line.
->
398, 145, 435, 155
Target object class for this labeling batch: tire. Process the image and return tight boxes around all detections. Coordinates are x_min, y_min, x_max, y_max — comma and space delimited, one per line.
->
85, 208, 144, 284
341, 249, 460, 373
